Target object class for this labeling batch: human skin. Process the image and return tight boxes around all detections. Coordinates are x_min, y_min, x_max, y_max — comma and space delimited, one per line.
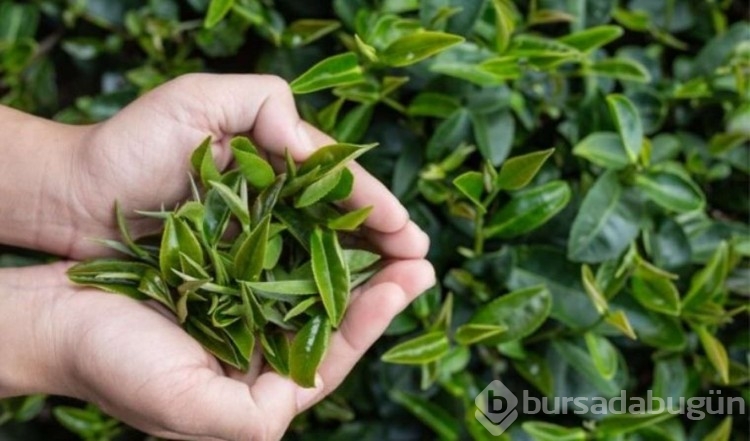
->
0, 74, 435, 441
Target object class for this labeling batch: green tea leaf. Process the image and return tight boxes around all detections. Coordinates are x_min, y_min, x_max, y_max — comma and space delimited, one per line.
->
465, 285, 551, 345
703, 417, 733, 441
160, 215, 204, 285
558, 25, 623, 52
587, 58, 651, 83
204, 0, 234, 28
231, 137, 275, 189
379, 31, 464, 67
683, 242, 730, 309
234, 214, 271, 281
381, 331, 450, 364
485, 181, 571, 238
496, 148, 555, 191
573, 132, 632, 169
328, 206, 373, 231
296, 170, 342, 208
696, 326, 729, 384
454, 323, 507, 345
290, 315, 331, 387
634, 170, 705, 213
190, 136, 222, 187
568, 172, 641, 263
261, 332, 291, 376
597, 411, 675, 436
581, 264, 608, 315
343, 249, 381, 272
630, 261, 681, 316
584, 332, 619, 380
311, 227, 350, 327
452, 171, 485, 211
605, 309, 637, 340
243, 279, 318, 295
209, 181, 250, 227
291, 52, 365, 94
607, 94, 643, 162
471, 110, 514, 166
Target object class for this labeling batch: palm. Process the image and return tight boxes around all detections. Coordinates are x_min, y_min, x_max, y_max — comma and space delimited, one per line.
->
49, 257, 433, 440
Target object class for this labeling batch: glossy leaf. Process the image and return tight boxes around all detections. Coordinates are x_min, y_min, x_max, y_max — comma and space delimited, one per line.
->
234, 214, 270, 281
587, 58, 651, 83
204, 0, 234, 28
190, 136, 221, 187
452, 171, 485, 211
464, 285, 551, 345
573, 132, 631, 169
581, 264, 608, 314
607, 94, 643, 162
310, 227, 350, 327
243, 279, 317, 295
231, 137, 275, 189
379, 31, 464, 67
558, 25, 623, 52
471, 110, 514, 166
485, 181, 571, 238
634, 170, 705, 213
296, 170, 342, 208
568, 172, 641, 263
290, 315, 331, 387
381, 331, 450, 364
291, 52, 365, 94
454, 323, 507, 345
328, 206, 373, 231
584, 332, 619, 380
683, 242, 729, 309
496, 148, 555, 190
630, 261, 681, 316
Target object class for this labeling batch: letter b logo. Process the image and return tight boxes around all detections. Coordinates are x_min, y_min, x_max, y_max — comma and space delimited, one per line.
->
475, 380, 519, 436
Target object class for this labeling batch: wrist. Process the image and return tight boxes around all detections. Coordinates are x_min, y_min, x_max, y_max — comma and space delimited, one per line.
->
0, 263, 76, 398
0, 105, 94, 256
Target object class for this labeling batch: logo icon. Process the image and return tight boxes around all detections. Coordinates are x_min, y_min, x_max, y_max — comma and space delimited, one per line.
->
475, 380, 519, 436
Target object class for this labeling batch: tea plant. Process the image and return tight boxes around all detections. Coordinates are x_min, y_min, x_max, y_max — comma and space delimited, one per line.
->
0, 0, 748, 440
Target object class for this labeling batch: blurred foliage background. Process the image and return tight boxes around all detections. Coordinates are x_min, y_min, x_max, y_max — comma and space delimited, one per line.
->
1, 0, 749, 440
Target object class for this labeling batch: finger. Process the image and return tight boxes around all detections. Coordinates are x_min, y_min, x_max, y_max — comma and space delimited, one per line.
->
365, 220, 430, 259
300, 122, 410, 234
310, 259, 435, 404
162, 73, 316, 160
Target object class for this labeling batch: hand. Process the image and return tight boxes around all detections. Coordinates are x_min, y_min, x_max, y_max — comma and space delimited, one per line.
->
0, 255, 434, 440
65, 74, 423, 261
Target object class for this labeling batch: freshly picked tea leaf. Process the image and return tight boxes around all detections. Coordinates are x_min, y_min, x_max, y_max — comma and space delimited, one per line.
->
68, 137, 382, 386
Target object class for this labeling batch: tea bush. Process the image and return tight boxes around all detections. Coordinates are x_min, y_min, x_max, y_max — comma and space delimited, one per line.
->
1, 0, 748, 440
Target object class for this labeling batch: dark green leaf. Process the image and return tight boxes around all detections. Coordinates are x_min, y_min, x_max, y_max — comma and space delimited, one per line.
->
496, 148, 555, 190
290, 315, 331, 387
485, 181, 571, 238
379, 31, 464, 67
291, 52, 365, 94
573, 132, 631, 169
310, 227, 350, 327
465, 285, 551, 345
381, 331, 450, 364
234, 214, 270, 281
568, 172, 641, 263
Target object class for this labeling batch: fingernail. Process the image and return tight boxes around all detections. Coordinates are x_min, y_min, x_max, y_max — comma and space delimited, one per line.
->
296, 374, 324, 410
296, 122, 315, 155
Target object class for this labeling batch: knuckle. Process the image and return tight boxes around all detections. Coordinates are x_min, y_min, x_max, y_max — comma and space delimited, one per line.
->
260, 74, 292, 95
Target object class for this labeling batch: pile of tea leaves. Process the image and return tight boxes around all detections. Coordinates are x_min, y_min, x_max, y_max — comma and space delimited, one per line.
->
67, 136, 381, 387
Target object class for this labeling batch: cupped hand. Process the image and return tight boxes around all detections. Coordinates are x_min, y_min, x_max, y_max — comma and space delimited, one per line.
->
0, 253, 434, 440
67, 74, 421, 261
